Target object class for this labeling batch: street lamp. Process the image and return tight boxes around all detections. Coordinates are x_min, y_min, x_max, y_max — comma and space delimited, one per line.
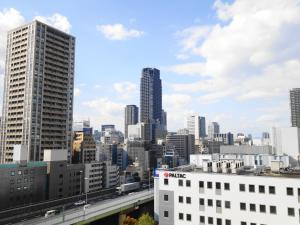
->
84, 177, 89, 204
147, 168, 150, 191
79, 170, 83, 197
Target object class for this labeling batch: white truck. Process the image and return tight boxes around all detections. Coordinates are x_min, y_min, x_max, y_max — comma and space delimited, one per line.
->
116, 182, 140, 195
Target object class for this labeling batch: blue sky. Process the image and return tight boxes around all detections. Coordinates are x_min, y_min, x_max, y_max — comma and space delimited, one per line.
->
0, 0, 299, 138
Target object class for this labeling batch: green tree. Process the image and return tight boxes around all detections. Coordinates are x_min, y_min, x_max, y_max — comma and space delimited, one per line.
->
137, 213, 155, 225
123, 216, 137, 225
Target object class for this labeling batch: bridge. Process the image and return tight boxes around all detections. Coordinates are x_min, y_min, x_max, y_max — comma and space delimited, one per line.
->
15, 189, 154, 225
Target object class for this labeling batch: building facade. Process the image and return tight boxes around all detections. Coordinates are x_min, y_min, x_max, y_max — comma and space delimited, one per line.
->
186, 115, 206, 140
0, 161, 47, 210
208, 122, 220, 139
155, 168, 300, 225
0, 20, 75, 163
290, 88, 300, 128
125, 105, 139, 139
72, 130, 96, 164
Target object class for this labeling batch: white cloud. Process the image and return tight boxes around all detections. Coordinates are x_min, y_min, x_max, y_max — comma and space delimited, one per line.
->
0, 8, 25, 70
167, 0, 300, 103
96, 23, 144, 40
34, 13, 71, 33
74, 88, 81, 97
81, 98, 125, 131
113, 81, 137, 99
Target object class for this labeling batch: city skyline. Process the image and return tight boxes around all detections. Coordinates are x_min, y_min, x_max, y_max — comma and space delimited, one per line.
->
0, 0, 300, 137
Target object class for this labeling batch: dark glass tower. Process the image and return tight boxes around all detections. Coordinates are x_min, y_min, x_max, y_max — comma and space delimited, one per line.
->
290, 88, 300, 128
124, 105, 139, 138
140, 68, 162, 124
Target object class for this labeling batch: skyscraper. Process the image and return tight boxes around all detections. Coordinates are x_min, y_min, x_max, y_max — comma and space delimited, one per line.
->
140, 68, 162, 141
186, 115, 206, 140
0, 21, 75, 163
140, 68, 162, 124
208, 122, 220, 139
290, 88, 300, 128
124, 105, 138, 138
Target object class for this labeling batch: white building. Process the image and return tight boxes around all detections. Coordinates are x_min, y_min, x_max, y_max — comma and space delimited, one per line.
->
155, 166, 300, 225
271, 127, 300, 165
208, 122, 220, 139
186, 115, 206, 140
103, 161, 119, 188
84, 162, 103, 193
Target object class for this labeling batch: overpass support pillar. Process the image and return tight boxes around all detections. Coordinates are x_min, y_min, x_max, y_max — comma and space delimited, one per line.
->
118, 213, 126, 225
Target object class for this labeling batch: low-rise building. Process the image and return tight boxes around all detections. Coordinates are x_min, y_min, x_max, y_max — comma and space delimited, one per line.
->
155, 164, 300, 225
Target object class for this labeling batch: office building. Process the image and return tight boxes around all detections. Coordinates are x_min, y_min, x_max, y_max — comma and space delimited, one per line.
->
290, 88, 300, 128
161, 110, 167, 131
73, 120, 90, 132
155, 165, 300, 225
186, 115, 206, 140
102, 161, 119, 188
0, 20, 75, 163
84, 162, 103, 193
213, 133, 234, 145
208, 122, 220, 139
101, 124, 115, 132
0, 161, 47, 210
261, 132, 271, 146
72, 129, 96, 164
271, 127, 300, 166
44, 150, 84, 199
125, 105, 139, 139
127, 122, 152, 141
100, 127, 124, 144
166, 134, 195, 164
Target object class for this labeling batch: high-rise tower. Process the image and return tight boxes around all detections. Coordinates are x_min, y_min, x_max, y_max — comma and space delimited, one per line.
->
0, 20, 75, 163
124, 105, 138, 138
140, 68, 162, 124
290, 88, 300, 128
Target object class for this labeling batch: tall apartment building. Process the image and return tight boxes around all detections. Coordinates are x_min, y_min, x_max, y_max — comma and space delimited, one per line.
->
124, 105, 138, 139
290, 88, 300, 128
208, 122, 220, 139
186, 115, 206, 140
155, 166, 300, 225
0, 20, 75, 163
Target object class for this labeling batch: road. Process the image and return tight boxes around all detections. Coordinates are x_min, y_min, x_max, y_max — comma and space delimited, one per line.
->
0, 183, 153, 225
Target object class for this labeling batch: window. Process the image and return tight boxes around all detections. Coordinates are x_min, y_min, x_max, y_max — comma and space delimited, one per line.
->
224, 183, 230, 190
179, 213, 184, 220
164, 211, 168, 218
186, 180, 191, 187
298, 188, 300, 196
179, 196, 183, 203
18, 170, 22, 175
241, 222, 246, 225
259, 185, 265, 193
239, 184, 245, 192
164, 179, 168, 185
186, 197, 191, 204
200, 216, 205, 223
288, 207, 295, 216
250, 204, 256, 212
186, 214, 191, 221
207, 181, 212, 189
259, 204, 266, 213
164, 179, 169, 185
164, 194, 168, 201
216, 200, 222, 207
217, 218, 222, 225
178, 179, 183, 186
208, 199, 213, 206
270, 206, 277, 214
240, 202, 246, 210
249, 185, 255, 192
269, 186, 275, 194
216, 182, 221, 189
225, 201, 231, 209
225, 219, 231, 225
250, 223, 256, 225
199, 181, 204, 188
11, 171, 15, 176
208, 217, 213, 224
199, 198, 204, 205
287, 187, 294, 196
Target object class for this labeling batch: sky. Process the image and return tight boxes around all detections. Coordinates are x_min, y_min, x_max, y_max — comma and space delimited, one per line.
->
0, 0, 299, 138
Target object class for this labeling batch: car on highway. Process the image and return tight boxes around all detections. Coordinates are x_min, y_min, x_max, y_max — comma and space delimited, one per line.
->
44, 210, 57, 218
74, 200, 86, 206
83, 204, 91, 210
